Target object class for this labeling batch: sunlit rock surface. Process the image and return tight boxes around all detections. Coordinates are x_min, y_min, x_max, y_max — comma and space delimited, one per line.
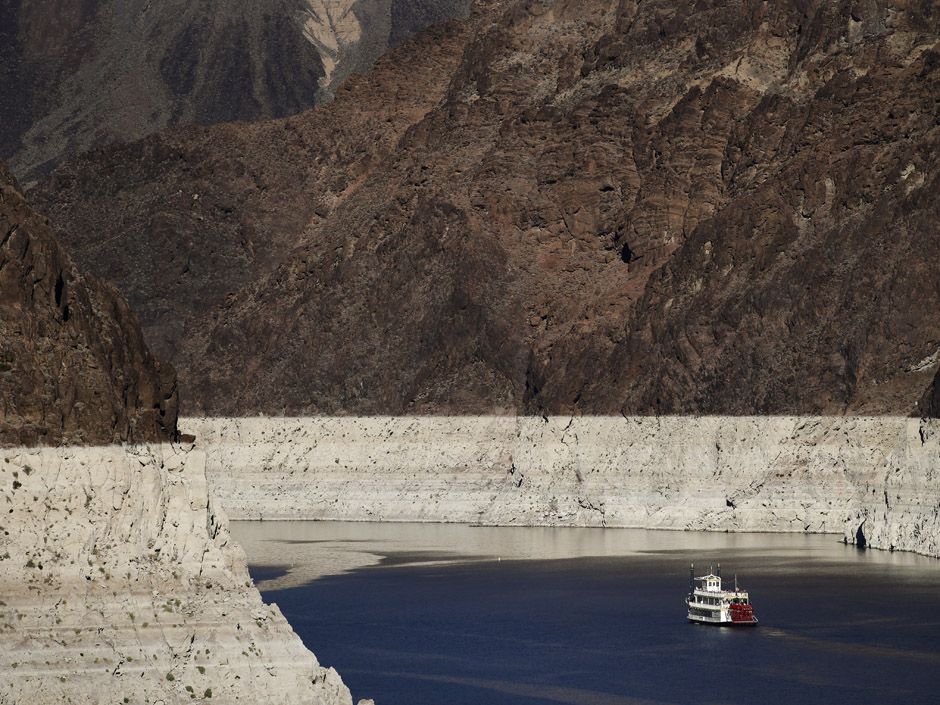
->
0, 443, 353, 705
191, 416, 940, 558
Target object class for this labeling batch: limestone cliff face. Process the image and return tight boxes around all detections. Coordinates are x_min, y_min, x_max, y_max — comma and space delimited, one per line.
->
0, 443, 354, 705
190, 415, 940, 558
0, 166, 178, 446
33, 0, 940, 417
1, 0, 469, 181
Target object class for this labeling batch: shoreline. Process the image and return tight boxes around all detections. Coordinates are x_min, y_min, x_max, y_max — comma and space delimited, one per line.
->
230, 518, 940, 595
188, 415, 940, 559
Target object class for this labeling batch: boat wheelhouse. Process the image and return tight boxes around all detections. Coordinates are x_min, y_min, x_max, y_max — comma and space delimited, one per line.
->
686, 564, 758, 626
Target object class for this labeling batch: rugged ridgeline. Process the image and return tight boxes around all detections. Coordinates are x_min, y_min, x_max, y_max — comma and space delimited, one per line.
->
300, 0, 472, 88
33, 0, 940, 417
0, 178, 356, 704
1, 0, 470, 181
189, 415, 940, 557
0, 166, 177, 446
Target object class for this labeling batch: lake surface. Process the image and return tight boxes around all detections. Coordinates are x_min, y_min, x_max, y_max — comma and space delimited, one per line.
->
232, 522, 940, 705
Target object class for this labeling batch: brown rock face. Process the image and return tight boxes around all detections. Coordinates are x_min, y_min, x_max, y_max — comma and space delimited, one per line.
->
33, 18, 475, 408
31, 0, 940, 417
0, 164, 178, 446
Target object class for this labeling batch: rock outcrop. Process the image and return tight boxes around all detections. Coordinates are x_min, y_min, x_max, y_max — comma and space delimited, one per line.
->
0, 165, 178, 446
1, 0, 470, 181
32, 0, 940, 417
190, 415, 940, 557
1, 169, 357, 703
0, 442, 354, 705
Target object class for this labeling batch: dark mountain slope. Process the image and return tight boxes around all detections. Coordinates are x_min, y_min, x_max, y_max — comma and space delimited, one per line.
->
33, 20, 473, 381
32, 0, 940, 416
0, 163, 177, 445
0, 0, 470, 182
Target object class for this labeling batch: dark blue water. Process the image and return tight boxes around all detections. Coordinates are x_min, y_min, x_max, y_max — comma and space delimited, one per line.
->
240, 524, 940, 705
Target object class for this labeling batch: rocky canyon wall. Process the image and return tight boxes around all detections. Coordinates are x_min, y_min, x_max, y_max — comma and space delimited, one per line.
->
0, 442, 355, 705
33, 0, 940, 418
190, 416, 940, 557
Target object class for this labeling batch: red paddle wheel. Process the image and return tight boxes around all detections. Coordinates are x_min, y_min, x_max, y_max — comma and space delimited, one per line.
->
729, 603, 757, 624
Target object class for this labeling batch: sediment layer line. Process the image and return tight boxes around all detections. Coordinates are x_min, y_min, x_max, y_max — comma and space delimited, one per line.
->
189, 416, 940, 558
0, 443, 352, 705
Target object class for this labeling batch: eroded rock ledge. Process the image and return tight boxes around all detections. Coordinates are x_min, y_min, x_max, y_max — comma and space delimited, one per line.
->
192, 416, 940, 558
0, 443, 353, 705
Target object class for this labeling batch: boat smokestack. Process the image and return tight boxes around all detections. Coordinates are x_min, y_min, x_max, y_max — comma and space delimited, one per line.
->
690, 563, 694, 594
717, 563, 721, 578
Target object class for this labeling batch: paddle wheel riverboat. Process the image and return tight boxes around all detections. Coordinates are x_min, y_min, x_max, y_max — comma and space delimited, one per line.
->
686, 564, 758, 626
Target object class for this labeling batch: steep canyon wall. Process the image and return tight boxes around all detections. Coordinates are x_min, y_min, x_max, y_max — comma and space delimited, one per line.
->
34, 0, 940, 418
0, 443, 354, 705
191, 416, 940, 557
